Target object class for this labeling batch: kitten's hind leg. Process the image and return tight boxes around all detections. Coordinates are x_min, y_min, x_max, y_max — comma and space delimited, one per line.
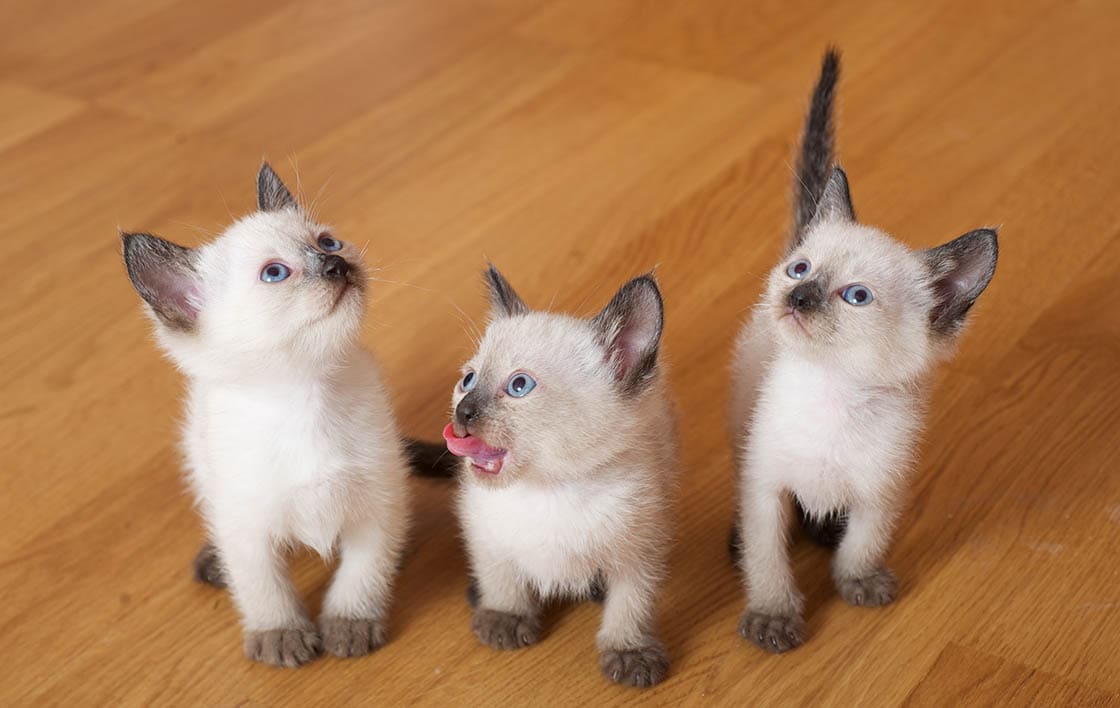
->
728, 523, 743, 565
796, 499, 848, 549
465, 577, 481, 608
597, 564, 669, 688
737, 484, 805, 653
193, 541, 226, 588
832, 502, 899, 607
588, 570, 607, 603
470, 552, 540, 650
468, 572, 605, 608
320, 512, 407, 658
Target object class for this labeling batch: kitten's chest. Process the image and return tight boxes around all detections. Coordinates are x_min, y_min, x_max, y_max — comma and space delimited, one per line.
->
752, 358, 909, 505
462, 479, 635, 590
188, 383, 382, 505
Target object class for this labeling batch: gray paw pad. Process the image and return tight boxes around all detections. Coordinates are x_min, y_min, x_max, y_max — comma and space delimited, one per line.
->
471, 609, 540, 650
738, 610, 805, 653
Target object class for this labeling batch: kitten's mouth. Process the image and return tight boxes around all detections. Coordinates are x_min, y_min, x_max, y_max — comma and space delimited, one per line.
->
442, 422, 506, 475
329, 282, 356, 312
780, 307, 810, 334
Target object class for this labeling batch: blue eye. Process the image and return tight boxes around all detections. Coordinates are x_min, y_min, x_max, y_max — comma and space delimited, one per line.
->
318, 234, 342, 252
506, 373, 536, 398
841, 284, 874, 306
786, 259, 811, 279
461, 371, 477, 392
260, 262, 291, 282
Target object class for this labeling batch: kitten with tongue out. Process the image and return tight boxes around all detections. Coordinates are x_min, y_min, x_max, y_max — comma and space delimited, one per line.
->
446, 266, 678, 689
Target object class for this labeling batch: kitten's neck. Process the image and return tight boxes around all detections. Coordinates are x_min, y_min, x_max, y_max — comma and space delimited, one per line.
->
775, 349, 924, 398
181, 340, 366, 388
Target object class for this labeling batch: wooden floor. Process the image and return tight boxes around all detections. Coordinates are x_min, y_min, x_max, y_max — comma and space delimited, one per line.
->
2, 1, 1119, 705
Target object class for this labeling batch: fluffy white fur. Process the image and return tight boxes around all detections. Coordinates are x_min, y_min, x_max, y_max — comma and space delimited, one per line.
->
450, 270, 676, 688
123, 164, 410, 667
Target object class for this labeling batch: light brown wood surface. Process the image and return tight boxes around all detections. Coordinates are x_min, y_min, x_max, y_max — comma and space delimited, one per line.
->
2, 1, 1118, 705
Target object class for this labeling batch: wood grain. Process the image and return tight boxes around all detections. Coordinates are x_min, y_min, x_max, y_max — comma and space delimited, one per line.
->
1, 0, 1117, 704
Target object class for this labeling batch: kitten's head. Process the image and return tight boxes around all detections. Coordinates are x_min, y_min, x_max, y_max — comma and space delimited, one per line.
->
443, 267, 664, 485
766, 167, 998, 384
122, 163, 368, 379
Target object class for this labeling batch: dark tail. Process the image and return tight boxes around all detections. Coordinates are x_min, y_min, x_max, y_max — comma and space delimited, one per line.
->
404, 438, 458, 478
795, 500, 847, 549
791, 48, 841, 249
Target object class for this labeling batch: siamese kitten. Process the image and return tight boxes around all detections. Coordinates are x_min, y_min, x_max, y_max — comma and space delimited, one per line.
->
123, 163, 415, 667
443, 267, 677, 688
730, 50, 998, 653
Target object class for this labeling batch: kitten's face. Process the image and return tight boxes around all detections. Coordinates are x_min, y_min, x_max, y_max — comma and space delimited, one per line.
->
443, 268, 663, 486
194, 209, 366, 363
123, 163, 367, 378
450, 315, 620, 484
766, 222, 933, 383
768, 168, 998, 385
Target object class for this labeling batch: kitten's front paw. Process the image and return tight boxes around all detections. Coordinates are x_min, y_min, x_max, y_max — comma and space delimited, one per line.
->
836, 566, 898, 607
738, 610, 804, 653
599, 644, 669, 688
471, 608, 540, 650
319, 616, 387, 658
243, 627, 321, 667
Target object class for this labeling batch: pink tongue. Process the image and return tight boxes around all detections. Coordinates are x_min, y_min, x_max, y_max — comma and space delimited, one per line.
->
442, 423, 506, 461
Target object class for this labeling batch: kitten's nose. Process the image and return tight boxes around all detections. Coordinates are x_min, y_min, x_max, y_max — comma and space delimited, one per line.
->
788, 281, 824, 312
322, 255, 349, 280
455, 400, 477, 426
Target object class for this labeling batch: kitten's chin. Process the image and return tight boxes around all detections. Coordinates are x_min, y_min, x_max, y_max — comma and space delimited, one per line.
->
469, 457, 504, 476
777, 308, 812, 337
328, 282, 364, 316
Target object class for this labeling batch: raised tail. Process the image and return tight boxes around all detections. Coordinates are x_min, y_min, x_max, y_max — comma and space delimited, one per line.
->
404, 437, 458, 478
790, 48, 842, 249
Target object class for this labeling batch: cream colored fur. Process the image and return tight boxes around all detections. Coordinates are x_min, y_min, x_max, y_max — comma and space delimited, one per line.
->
452, 271, 677, 687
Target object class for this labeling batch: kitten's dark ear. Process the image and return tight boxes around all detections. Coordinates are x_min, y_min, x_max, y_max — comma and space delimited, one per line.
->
808, 167, 856, 228
922, 228, 998, 337
121, 232, 202, 332
257, 162, 297, 212
592, 274, 664, 395
485, 264, 529, 318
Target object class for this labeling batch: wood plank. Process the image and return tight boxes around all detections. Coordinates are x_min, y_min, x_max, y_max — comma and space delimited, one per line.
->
904, 644, 1119, 707
0, 0, 1118, 704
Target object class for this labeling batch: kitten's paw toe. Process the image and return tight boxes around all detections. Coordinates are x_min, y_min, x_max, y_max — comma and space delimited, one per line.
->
599, 644, 669, 688
836, 566, 898, 607
243, 626, 321, 667
738, 610, 804, 653
471, 608, 540, 650
319, 616, 387, 658
192, 542, 226, 588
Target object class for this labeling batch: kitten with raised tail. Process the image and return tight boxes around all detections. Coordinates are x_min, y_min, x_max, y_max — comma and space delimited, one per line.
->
123, 163, 421, 667
443, 267, 677, 688
730, 49, 999, 653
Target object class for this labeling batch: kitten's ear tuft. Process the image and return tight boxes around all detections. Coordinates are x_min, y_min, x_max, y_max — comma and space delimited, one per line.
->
257, 162, 297, 212
592, 274, 664, 395
922, 228, 998, 337
485, 264, 529, 318
809, 166, 856, 227
121, 232, 202, 332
